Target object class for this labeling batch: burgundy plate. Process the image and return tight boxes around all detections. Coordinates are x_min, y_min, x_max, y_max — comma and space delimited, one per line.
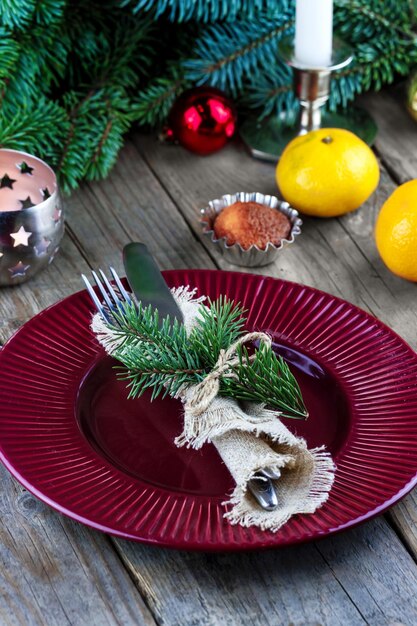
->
1, 269, 417, 551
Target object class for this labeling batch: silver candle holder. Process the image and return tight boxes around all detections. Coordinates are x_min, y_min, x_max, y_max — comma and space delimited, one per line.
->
0, 149, 64, 286
240, 38, 377, 162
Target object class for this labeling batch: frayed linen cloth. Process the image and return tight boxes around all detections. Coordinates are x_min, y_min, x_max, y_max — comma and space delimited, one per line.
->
92, 286, 335, 532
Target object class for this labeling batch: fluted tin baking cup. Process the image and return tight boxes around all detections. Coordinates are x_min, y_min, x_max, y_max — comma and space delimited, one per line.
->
200, 192, 302, 267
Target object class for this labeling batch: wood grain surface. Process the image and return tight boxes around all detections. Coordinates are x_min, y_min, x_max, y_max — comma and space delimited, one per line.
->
1, 89, 417, 626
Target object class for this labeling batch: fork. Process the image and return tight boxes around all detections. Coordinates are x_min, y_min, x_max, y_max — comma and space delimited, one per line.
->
82, 268, 280, 511
82, 267, 133, 325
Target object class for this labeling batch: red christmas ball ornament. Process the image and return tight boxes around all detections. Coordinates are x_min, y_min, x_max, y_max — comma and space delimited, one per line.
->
167, 87, 237, 155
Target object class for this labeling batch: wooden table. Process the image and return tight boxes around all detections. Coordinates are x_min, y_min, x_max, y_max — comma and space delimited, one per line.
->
2, 89, 417, 626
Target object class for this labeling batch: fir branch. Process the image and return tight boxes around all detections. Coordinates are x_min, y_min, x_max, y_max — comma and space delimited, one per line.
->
0, 97, 68, 163
120, 0, 292, 23
330, 38, 417, 107
220, 343, 307, 419
245, 0, 417, 118
188, 296, 246, 368
0, 23, 69, 117
0, 26, 20, 106
0, 27, 20, 78
242, 61, 295, 119
32, 0, 66, 25
132, 66, 189, 127
334, 0, 417, 40
58, 87, 132, 192
1, 0, 415, 191
0, 0, 35, 29
106, 297, 308, 419
84, 113, 129, 181
110, 301, 206, 400
182, 13, 294, 95
70, 15, 156, 90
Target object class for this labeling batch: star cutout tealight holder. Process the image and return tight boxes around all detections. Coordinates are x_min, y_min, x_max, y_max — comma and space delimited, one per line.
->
0, 149, 63, 286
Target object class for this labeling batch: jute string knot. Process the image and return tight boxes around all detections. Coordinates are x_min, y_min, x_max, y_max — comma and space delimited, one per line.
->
185, 331, 272, 417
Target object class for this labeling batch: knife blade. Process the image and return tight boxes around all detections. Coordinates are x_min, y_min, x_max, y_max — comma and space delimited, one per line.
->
123, 242, 183, 327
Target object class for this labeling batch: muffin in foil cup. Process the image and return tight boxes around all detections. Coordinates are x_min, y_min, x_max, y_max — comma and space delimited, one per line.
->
200, 192, 302, 267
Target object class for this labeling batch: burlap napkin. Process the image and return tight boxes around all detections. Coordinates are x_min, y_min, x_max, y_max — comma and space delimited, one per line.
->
92, 286, 335, 532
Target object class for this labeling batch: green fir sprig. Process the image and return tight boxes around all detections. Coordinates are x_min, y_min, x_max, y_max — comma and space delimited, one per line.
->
106, 296, 308, 420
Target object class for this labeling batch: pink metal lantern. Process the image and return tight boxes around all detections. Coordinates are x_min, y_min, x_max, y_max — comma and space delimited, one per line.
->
0, 149, 63, 286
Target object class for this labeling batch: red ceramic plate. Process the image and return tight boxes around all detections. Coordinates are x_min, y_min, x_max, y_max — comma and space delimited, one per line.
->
1, 269, 417, 551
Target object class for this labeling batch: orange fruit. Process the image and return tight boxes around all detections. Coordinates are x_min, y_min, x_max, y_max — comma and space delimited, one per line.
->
276, 128, 380, 218
375, 180, 417, 281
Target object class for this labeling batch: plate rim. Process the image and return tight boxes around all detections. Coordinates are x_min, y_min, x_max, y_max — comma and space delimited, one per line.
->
1, 268, 417, 551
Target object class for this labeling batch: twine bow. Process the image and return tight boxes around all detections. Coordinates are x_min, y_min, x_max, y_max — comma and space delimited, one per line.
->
185, 331, 272, 417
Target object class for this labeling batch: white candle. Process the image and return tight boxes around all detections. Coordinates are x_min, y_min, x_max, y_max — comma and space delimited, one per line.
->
295, 0, 333, 67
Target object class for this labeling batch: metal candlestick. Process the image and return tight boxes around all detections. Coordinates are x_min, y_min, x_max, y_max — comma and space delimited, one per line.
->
286, 37, 353, 135
240, 38, 377, 162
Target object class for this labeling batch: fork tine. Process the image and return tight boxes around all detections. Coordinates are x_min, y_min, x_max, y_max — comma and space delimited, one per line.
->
83, 267, 136, 327
98, 269, 126, 312
91, 270, 117, 314
109, 266, 132, 305
81, 274, 111, 323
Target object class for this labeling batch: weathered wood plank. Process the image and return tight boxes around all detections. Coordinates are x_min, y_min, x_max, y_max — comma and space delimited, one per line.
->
317, 517, 417, 625
113, 514, 417, 626
0, 445, 156, 626
64, 139, 213, 274
0, 195, 158, 625
360, 88, 417, 183
354, 90, 417, 565
113, 538, 366, 626
387, 490, 417, 557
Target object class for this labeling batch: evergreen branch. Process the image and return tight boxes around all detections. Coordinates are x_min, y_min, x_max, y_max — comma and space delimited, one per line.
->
221, 344, 307, 419
104, 297, 308, 419
0, 0, 415, 190
183, 13, 294, 95
63, 12, 156, 92
109, 302, 206, 400
0, 0, 35, 29
32, 0, 66, 25
242, 61, 295, 118
0, 24, 69, 115
330, 38, 417, 107
120, 0, 292, 23
188, 297, 246, 368
0, 27, 20, 79
245, 0, 417, 119
58, 87, 132, 191
0, 27, 20, 107
334, 0, 417, 40
0, 97, 68, 163
132, 66, 189, 127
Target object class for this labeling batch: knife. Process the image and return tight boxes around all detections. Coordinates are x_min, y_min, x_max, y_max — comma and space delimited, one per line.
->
123, 242, 183, 327
122, 241, 278, 511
